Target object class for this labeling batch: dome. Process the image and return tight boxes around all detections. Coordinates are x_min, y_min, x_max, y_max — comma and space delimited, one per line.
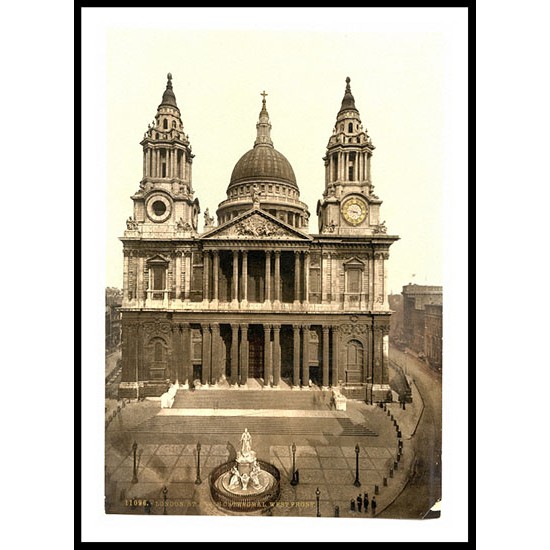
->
229, 145, 297, 188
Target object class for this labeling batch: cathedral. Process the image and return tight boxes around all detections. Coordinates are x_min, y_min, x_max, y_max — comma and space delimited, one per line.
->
118, 74, 399, 402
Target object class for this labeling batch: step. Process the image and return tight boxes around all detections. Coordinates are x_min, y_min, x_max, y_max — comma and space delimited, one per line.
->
172, 389, 333, 410
130, 415, 378, 437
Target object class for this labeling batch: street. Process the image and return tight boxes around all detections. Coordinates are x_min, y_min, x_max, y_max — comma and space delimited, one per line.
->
378, 346, 442, 519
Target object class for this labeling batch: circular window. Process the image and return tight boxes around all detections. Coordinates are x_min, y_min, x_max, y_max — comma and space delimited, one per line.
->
146, 194, 172, 223
152, 200, 166, 216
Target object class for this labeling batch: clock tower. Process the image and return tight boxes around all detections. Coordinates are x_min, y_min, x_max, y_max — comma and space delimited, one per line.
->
317, 77, 386, 236
127, 73, 200, 237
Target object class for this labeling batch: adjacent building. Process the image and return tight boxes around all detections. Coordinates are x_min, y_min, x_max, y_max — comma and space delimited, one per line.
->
402, 284, 443, 370
118, 75, 399, 401
105, 288, 122, 353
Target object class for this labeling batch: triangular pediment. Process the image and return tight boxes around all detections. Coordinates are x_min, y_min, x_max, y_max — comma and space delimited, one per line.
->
146, 254, 170, 264
200, 208, 312, 241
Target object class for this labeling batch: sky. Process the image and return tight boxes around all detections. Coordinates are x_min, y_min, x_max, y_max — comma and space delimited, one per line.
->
104, 16, 461, 295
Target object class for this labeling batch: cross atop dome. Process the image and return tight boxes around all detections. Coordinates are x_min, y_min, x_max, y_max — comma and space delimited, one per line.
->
255, 90, 273, 147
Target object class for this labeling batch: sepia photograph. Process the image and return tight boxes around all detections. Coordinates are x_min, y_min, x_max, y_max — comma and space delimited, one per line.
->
82, 6, 468, 542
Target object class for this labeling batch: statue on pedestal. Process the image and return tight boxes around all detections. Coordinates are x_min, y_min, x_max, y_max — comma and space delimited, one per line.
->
240, 428, 252, 456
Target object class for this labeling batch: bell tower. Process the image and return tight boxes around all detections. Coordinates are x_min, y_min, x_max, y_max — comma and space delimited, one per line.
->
126, 73, 200, 236
316, 77, 386, 236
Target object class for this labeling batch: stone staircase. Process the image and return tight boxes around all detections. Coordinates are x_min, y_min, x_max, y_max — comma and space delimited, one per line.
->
129, 386, 378, 438
172, 388, 333, 410
132, 414, 378, 437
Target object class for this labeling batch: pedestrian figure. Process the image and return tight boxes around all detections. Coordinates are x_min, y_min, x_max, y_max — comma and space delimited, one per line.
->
371, 496, 377, 515
144, 500, 152, 515
356, 494, 362, 512
363, 493, 369, 512
350, 499, 355, 512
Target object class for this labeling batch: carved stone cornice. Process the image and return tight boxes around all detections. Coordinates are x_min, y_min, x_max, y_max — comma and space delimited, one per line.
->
373, 324, 390, 336
142, 320, 171, 338
340, 324, 369, 335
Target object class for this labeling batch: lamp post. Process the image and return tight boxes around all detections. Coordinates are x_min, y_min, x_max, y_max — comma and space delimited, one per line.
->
195, 442, 202, 485
162, 485, 168, 515
315, 487, 321, 517
290, 442, 298, 486
131, 441, 138, 484
354, 443, 361, 487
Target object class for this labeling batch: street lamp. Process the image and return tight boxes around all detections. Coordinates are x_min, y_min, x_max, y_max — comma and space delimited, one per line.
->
131, 441, 138, 484
162, 485, 168, 515
315, 487, 321, 517
290, 442, 298, 486
195, 442, 202, 485
354, 444, 361, 487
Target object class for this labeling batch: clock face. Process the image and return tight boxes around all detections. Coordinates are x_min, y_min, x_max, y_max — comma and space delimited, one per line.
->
341, 197, 368, 226
146, 194, 172, 223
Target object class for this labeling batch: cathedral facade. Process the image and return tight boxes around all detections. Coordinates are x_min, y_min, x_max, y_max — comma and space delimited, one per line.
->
118, 74, 399, 402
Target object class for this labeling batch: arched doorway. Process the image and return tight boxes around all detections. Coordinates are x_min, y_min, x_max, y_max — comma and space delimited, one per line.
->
345, 339, 364, 384
147, 337, 169, 380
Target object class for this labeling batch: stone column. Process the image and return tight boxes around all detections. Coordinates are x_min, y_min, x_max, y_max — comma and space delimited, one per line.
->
201, 324, 211, 386
232, 250, 239, 305
265, 251, 272, 303
272, 324, 281, 387
322, 326, 330, 388
175, 251, 182, 302
302, 325, 310, 388
241, 251, 248, 304
123, 251, 129, 302
137, 255, 144, 306
211, 323, 220, 384
182, 323, 191, 386
369, 253, 375, 310
203, 251, 210, 303
136, 323, 149, 384
354, 152, 358, 181
230, 324, 239, 386
294, 251, 301, 305
293, 324, 301, 388
382, 327, 390, 385
331, 253, 338, 304
382, 253, 389, 308
332, 326, 340, 386
239, 324, 249, 385
367, 152, 371, 182
184, 252, 191, 302
273, 251, 281, 305
212, 250, 219, 303
372, 325, 382, 385
171, 324, 181, 383
263, 324, 272, 387
303, 251, 310, 304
